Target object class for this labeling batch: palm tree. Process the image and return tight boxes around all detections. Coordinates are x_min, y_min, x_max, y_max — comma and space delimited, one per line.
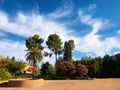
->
25, 48, 43, 67
25, 34, 44, 68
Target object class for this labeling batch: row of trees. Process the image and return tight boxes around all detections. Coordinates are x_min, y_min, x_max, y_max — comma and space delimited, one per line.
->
25, 34, 120, 79
41, 61, 88, 79
79, 54, 120, 78
40, 54, 120, 79
25, 34, 75, 68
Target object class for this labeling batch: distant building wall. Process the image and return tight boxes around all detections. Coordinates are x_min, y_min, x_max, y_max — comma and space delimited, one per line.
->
22, 62, 39, 74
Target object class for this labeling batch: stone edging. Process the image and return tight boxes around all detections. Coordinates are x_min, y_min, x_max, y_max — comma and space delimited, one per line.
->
8, 78, 44, 87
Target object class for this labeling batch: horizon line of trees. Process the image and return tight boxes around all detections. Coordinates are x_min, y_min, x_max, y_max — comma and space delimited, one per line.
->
1, 33, 120, 80
25, 34, 120, 79
41, 54, 120, 79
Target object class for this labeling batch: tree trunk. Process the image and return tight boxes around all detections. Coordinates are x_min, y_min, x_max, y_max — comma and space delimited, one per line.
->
55, 53, 57, 61
32, 59, 37, 76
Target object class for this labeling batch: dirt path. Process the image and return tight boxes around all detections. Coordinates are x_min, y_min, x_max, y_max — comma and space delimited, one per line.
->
0, 78, 120, 90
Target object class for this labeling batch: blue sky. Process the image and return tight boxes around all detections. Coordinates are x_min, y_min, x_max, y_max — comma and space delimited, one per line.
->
0, 0, 120, 64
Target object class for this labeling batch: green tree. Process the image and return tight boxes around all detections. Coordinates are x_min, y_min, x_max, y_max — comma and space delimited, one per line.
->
46, 34, 62, 61
64, 40, 75, 61
8, 61, 25, 75
87, 57, 100, 78
41, 62, 55, 76
25, 34, 44, 67
113, 54, 120, 77
11, 57, 15, 61
0, 57, 25, 76
80, 57, 89, 65
80, 56, 100, 78
101, 55, 115, 77
0, 58, 11, 71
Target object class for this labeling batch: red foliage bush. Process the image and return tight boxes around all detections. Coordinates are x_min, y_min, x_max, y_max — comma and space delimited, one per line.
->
76, 64, 88, 76
56, 61, 75, 76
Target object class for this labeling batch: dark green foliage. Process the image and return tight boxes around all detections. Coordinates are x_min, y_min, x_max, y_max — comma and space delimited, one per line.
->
76, 57, 100, 78
64, 41, 70, 61
8, 61, 25, 75
25, 34, 44, 67
100, 54, 120, 77
0, 70, 12, 81
46, 34, 62, 61
80, 57, 89, 65
114, 54, 120, 76
11, 56, 15, 61
87, 58, 100, 78
41, 62, 55, 76
25, 34, 44, 50
64, 40, 75, 61
101, 55, 113, 77
79, 54, 120, 78
0, 57, 25, 76
0, 58, 11, 71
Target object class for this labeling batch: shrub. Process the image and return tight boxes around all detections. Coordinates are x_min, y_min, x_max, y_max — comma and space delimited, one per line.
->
75, 64, 88, 78
56, 61, 75, 77
41, 62, 55, 76
0, 70, 12, 81
8, 61, 25, 75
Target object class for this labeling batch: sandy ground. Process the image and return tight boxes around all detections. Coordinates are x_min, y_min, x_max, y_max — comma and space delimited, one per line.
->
0, 78, 120, 90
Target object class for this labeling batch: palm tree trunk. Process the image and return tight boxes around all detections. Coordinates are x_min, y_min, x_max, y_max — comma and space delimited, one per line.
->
55, 53, 57, 61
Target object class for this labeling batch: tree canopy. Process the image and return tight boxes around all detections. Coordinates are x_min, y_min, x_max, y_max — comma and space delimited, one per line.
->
46, 34, 62, 61
64, 39, 75, 61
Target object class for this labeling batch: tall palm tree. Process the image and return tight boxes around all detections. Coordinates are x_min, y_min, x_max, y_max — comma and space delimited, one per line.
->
25, 48, 43, 67
25, 34, 44, 68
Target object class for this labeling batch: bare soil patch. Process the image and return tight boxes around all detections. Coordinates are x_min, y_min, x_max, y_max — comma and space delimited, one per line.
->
0, 78, 120, 90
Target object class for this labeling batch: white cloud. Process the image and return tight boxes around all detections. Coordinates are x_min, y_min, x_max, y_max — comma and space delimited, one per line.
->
0, 3, 120, 65
88, 4, 96, 11
0, 10, 78, 64
76, 9, 120, 57
0, 10, 75, 40
78, 10, 109, 34
0, 40, 26, 60
117, 30, 120, 34
48, 0, 73, 19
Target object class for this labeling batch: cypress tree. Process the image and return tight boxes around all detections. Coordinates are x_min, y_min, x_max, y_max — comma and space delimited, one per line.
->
64, 40, 75, 61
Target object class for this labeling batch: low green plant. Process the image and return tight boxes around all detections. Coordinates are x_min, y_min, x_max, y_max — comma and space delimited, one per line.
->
0, 70, 12, 81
